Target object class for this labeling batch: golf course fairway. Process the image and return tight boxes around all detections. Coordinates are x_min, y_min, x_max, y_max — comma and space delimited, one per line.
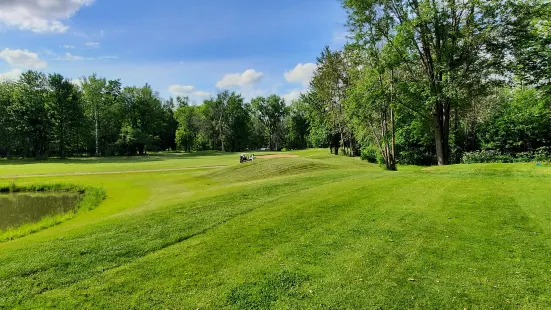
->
1, 149, 550, 309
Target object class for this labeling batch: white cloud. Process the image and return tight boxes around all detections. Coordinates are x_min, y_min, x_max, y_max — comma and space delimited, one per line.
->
97, 55, 118, 60
216, 69, 264, 88
0, 68, 23, 81
85, 42, 100, 48
284, 63, 317, 87
56, 53, 118, 61
168, 85, 211, 98
0, 0, 94, 33
62, 45, 75, 49
283, 89, 305, 104
0, 48, 47, 69
43, 49, 57, 56
57, 52, 84, 60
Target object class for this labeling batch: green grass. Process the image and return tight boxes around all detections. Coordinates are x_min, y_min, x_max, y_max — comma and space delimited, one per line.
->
0, 150, 550, 309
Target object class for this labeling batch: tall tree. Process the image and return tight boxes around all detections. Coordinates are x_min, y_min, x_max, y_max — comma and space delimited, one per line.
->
119, 84, 164, 155
311, 46, 352, 156
174, 97, 201, 152
47, 74, 83, 159
202, 92, 231, 151
251, 94, 288, 151
344, 0, 505, 165
223, 92, 250, 152
286, 99, 310, 150
0, 81, 15, 158
11, 71, 50, 159
81, 74, 105, 156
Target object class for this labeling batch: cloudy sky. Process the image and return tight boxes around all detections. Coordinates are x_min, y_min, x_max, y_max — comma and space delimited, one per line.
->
0, 0, 347, 103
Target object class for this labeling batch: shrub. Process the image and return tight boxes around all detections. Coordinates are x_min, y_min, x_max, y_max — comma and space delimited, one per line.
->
360, 146, 378, 163
462, 150, 511, 163
535, 147, 551, 162
462, 149, 551, 164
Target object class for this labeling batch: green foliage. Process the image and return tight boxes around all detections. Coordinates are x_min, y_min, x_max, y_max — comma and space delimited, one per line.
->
223, 92, 251, 152
10, 71, 50, 159
462, 148, 551, 164
342, 0, 549, 165
310, 46, 354, 156
47, 73, 85, 158
118, 84, 165, 155
478, 87, 551, 153
285, 100, 310, 150
360, 146, 377, 163
174, 97, 201, 152
251, 95, 287, 151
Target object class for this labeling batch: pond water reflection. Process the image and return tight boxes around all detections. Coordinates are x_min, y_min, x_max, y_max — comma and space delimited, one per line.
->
0, 192, 81, 230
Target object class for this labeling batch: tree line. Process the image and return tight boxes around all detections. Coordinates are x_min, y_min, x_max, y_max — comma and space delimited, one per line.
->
0, 71, 309, 159
1, 0, 549, 168
299, 0, 550, 169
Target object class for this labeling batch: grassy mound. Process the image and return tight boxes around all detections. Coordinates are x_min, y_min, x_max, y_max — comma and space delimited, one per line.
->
207, 157, 334, 183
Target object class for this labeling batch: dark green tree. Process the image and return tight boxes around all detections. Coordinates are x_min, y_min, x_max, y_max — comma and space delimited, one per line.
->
47, 74, 84, 158
251, 94, 287, 151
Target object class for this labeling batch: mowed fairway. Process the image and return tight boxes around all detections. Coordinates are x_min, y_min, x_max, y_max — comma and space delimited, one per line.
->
1, 150, 551, 309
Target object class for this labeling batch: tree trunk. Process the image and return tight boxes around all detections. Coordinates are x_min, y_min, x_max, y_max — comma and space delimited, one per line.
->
389, 109, 397, 171
219, 118, 224, 152
94, 105, 99, 156
60, 123, 65, 159
434, 101, 449, 165
443, 101, 450, 163
340, 132, 345, 156
350, 135, 355, 157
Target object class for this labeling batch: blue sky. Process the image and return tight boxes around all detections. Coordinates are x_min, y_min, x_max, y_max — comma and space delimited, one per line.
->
0, 0, 347, 103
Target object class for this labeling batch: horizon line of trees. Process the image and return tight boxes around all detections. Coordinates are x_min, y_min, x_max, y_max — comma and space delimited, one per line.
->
1, 0, 549, 169
0, 71, 310, 159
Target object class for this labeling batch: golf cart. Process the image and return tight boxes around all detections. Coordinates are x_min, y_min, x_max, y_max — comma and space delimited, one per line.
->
239, 153, 255, 163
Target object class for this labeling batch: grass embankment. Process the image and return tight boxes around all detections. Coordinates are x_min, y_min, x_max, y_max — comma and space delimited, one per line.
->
0, 150, 550, 309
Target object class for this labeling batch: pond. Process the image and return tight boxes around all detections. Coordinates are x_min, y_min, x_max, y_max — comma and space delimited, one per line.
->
0, 192, 81, 230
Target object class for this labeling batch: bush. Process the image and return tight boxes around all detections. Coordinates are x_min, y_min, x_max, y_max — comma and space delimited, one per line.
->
462, 150, 511, 163
461, 149, 551, 164
360, 146, 378, 163
535, 147, 551, 162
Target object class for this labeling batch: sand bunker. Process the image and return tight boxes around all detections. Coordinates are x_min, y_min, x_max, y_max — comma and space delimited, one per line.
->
255, 154, 298, 159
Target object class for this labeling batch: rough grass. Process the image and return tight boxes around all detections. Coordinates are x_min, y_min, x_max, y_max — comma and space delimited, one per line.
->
0, 149, 550, 309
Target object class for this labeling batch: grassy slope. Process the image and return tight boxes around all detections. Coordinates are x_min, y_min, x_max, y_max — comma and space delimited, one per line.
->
0, 150, 550, 309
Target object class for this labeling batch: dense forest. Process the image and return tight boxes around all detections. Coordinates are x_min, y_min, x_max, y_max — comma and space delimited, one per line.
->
0, 0, 549, 168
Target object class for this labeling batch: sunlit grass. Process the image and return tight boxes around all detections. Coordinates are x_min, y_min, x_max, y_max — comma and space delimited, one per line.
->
0, 150, 550, 308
